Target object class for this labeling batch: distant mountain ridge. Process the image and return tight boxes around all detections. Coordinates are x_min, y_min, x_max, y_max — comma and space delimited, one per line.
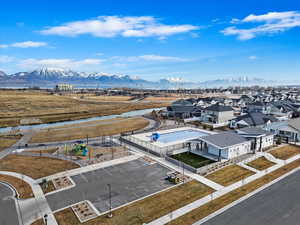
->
0, 68, 280, 88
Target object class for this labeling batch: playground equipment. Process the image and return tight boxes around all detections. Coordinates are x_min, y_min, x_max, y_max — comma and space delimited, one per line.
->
72, 144, 89, 156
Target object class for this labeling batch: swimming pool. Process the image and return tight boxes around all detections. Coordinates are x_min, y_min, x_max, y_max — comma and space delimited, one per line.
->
157, 129, 209, 144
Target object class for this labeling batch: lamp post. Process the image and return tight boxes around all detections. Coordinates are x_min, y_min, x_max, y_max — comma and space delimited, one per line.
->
107, 184, 112, 218
44, 214, 48, 225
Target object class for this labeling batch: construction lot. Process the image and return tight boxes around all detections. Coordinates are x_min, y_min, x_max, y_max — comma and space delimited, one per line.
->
46, 158, 174, 213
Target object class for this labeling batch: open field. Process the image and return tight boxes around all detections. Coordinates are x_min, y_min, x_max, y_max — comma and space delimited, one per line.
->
26, 147, 59, 154
167, 158, 300, 225
83, 95, 133, 102
0, 174, 33, 199
48, 180, 213, 225
29, 117, 149, 143
0, 155, 79, 179
143, 96, 180, 102
0, 90, 168, 127
269, 145, 300, 160
0, 134, 22, 151
247, 156, 276, 170
206, 165, 255, 186
171, 152, 214, 168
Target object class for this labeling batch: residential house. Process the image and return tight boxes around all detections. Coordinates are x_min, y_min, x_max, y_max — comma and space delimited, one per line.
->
236, 127, 274, 152
266, 118, 300, 142
230, 112, 278, 128
201, 104, 235, 127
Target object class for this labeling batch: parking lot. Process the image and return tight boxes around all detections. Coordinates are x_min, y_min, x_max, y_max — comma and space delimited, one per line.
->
0, 183, 19, 225
46, 158, 174, 213
203, 171, 300, 225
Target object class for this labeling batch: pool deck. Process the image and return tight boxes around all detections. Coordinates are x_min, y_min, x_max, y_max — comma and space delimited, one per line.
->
130, 127, 216, 148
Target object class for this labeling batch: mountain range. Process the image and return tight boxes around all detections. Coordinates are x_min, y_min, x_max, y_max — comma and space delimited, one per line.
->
0, 68, 280, 89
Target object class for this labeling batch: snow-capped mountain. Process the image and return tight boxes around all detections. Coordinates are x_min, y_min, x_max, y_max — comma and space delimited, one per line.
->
0, 68, 282, 88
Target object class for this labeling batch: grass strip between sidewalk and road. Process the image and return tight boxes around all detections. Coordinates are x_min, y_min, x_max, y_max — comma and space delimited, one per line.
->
0, 174, 34, 199
167, 158, 300, 225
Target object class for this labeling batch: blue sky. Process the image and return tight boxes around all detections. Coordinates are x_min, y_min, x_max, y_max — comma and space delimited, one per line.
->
1, 0, 300, 82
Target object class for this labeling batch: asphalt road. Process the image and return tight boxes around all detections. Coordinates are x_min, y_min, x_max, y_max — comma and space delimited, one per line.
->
203, 171, 300, 225
0, 183, 19, 225
46, 158, 173, 213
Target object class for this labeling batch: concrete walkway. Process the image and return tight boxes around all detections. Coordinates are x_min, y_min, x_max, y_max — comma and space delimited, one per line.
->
147, 154, 300, 225
0, 171, 58, 225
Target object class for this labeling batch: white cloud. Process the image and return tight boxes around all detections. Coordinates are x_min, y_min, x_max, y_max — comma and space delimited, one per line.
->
0, 55, 14, 63
0, 41, 48, 48
19, 58, 103, 69
248, 55, 258, 60
40, 16, 199, 39
222, 11, 300, 40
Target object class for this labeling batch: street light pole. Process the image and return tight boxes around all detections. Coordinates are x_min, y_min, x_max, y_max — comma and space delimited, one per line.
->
44, 214, 48, 225
107, 184, 112, 218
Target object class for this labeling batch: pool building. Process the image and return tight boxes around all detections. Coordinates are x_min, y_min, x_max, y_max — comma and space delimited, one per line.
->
125, 127, 215, 156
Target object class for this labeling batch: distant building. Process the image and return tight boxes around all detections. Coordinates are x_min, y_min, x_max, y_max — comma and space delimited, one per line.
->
55, 83, 74, 91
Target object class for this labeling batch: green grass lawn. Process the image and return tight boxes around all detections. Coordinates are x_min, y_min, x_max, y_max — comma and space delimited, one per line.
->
171, 152, 214, 168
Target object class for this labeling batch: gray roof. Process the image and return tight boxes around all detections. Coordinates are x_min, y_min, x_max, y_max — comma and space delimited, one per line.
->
235, 112, 277, 126
205, 104, 233, 112
199, 132, 249, 148
288, 118, 300, 131
237, 127, 273, 137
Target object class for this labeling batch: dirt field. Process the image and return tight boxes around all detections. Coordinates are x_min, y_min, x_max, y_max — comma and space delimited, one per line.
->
0, 90, 168, 127
247, 157, 275, 170
205, 165, 255, 186
0, 155, 79, 179
29, 117, 149, 143
0, 174, 33, 198
46, 180, 213, 225
270, 145, 300, 160
0, 134, 22, 151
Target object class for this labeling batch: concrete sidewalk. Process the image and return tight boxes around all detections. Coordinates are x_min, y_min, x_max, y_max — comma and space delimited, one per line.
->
0, 171, 58, 225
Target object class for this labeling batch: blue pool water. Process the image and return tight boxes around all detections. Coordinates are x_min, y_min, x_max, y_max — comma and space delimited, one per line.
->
157, 130, 209, 144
